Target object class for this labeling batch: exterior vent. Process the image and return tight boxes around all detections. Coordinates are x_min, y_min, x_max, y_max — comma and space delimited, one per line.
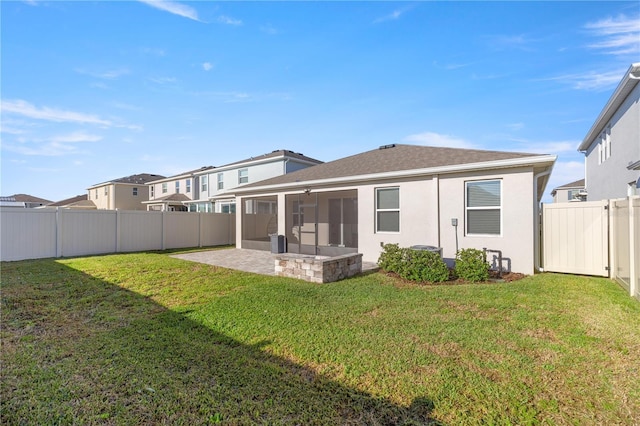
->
379, 144, 396, 150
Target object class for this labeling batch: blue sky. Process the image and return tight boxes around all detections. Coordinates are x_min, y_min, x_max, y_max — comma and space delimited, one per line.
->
1, 1, 639, 203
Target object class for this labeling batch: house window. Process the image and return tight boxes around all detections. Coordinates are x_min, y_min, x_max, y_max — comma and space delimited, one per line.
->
221, 202, 236, 214
133, 187, 138, 196
150, 186, 155, 198
186, 179, 191, 193
104, 187, 108, 196
175, 181, 180, 194
95, 189, 98, 199
375, 187, 399, 233
162, 183, 168, 194
201, 175, 208, 192
238, 168, 248, 185
599, 126, 612, 164
466, 180, 501, 235
218, 173, 224, 190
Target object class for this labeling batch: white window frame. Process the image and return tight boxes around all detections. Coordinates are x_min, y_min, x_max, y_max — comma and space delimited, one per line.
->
186, 179, 191, 193
217, 173, 224, 190
162, 183, 168, 194
375, 187, 400, 233
150, 186, 155, 198
465, 179, 502, 237
175, 181, 180, 194
238, 168, 249, 185
201, 175, 208, 192
133, 187, 138, 196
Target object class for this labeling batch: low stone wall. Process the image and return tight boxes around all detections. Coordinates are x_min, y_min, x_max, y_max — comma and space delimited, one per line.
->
275, 253, 363, 283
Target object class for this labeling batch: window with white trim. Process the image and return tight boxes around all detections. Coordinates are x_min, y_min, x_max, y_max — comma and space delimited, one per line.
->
186, 179, 191, 193
238, 168, 248, 185
133, 187, 138, 196
162, 183, 168, 194
150, 186, 155, 198
466, 180, 501, 235
175, 181, 180, 194
201, 175, 208, 192
217, 173, 224, 190
375, 187, 399, 233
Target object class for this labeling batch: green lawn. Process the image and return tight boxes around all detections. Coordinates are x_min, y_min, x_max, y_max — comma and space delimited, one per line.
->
2, 249, 639, 425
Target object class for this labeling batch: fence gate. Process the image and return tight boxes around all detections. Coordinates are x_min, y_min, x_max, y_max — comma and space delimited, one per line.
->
542, 200, 609, 277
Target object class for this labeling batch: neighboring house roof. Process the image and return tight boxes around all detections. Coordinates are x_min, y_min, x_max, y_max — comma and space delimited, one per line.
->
143, 193, 191, 203
88, 173, 165, 189
551, 179, 585, 196
10, 194, 53, 204
578, 63, 640, 152
216, 149, 323, 170
146, 166, 215, 184
46, 194, 97, 209
233, 144, 553, 192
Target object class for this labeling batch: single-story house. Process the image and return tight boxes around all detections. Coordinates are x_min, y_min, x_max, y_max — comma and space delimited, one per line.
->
229, 144, 556, 275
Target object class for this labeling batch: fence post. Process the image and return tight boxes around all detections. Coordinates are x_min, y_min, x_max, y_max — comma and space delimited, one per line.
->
608, 199, 614, 280
56, 207, 64, 258
629, 197, 637, 298
162, 211, 166, 250
199, 212, 203, 248
115, 209, 121, 253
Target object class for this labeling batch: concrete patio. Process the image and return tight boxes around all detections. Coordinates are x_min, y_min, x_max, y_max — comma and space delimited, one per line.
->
172, 248, 379, 276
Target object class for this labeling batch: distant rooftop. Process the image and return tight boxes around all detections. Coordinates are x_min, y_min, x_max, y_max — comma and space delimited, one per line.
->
88, 173, 166, 189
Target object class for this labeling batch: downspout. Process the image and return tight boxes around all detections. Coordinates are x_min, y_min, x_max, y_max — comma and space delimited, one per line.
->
435, 175, 441, 248
283, 158, 290, 174
533, 169, 552, 272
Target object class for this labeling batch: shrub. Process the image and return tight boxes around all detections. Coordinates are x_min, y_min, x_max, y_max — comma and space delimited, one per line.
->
377, 243, 404, 273
454, 248, 489, 282
399, 248, 450, 283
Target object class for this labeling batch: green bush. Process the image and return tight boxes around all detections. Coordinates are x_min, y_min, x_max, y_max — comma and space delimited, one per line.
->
399, 249, 450, 283
377, 243, 404, 273
379, 244, 450, 283
454, 248, 489, 282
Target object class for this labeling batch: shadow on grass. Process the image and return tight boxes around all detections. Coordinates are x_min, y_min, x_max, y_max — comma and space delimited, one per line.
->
2, 259, 440, 425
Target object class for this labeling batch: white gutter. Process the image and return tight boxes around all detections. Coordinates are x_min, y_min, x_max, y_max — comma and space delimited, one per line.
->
232, 154, 557, 195
533, 167, 553, 272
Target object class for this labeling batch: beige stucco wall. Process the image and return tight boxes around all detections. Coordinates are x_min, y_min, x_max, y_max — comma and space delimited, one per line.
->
236, 165, 538, 274
88, 183, 148, 210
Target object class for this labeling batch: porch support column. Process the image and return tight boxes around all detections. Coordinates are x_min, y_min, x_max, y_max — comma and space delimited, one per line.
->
277, 193, 286, 236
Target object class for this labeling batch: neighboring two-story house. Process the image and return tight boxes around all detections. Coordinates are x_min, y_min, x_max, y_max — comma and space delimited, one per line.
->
550, 179, 586, 203
579, 63, 640, 200
144, 166, 215, 211
188, 149, 323, 213
0, 194, 52, 208
87, 173, 165, 210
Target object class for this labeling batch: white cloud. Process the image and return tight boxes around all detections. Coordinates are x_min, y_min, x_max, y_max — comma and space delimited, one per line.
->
202, 62, 213, 71
50, 131, 103, 144
75, 68, 129, 80
373, 5, 414, 24
260, 24, 278, 35
541, 69, 623, 91
403, 131, 477, 149
585, 14, 640, 55
148, 76, 177, 84
517, 140, 580, 155
138, 0, 201, 22
506, 122, 524, 131
1, 99, 112, 126
217, 15, 242, 26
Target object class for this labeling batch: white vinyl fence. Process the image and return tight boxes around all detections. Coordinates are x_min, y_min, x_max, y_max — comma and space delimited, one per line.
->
0, 208, 235, 262
542, 196, 639, 300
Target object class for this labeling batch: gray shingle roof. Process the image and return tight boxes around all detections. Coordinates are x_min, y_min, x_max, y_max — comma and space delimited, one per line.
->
237, 144, 542, 189
90, 173, 166, 188
555, 179, 585, 190
219, 149, 323, 168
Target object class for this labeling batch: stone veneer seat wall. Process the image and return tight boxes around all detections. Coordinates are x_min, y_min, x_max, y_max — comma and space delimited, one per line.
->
275, 253, 363, 283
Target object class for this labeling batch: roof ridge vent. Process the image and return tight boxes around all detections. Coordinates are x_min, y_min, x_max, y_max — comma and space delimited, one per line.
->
379, 144, 396, 150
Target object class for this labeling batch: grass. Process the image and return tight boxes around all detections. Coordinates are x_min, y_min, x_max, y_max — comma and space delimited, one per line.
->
2, 249, 639, 425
